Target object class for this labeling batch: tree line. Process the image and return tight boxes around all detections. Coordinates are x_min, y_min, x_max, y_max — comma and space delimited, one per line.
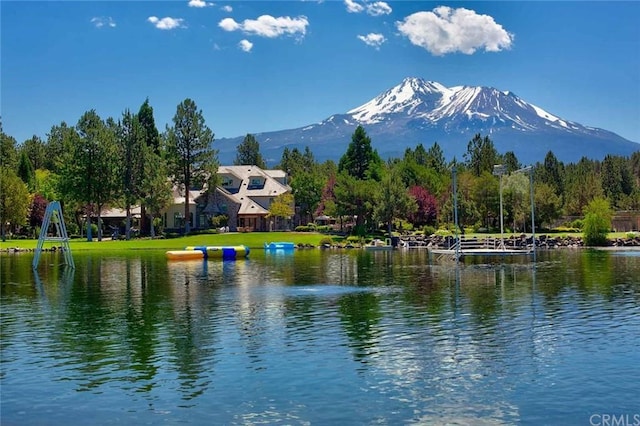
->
1, 98, 639, 241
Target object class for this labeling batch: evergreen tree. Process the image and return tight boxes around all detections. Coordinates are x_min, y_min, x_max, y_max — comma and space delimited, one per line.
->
58, 109, 120, 241
165, 98, 218, 234
17, 150, 35, 191
234, 133, 266, 168
0, 123, 19, 172
138, 98, 161, 154
116, 109, 146, 239
338, 125, 383, 181
538, 151, 564, 196
141, 144, 173, 237
44, 122, 76, 173
503, 151, 521, 173
601, 154, 633, 208
21, 135, 47, 171
425, 142, 447, 174
464, 133, 499, 177
137, 98, 161, 235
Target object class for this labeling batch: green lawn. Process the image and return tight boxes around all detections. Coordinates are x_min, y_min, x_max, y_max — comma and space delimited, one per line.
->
2, 230, 635, 252
0, 232, 333, 252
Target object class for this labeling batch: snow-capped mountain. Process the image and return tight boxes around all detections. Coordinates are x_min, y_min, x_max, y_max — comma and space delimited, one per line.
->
215, 77, 638, 165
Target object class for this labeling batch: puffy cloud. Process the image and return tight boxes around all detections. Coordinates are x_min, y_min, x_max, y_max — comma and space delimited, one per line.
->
218, 17, 240, 32
147, 16, 186, 30
218, 15, 308, 38
396, 6, 513, 56
345, 0, 392, 16
188, 0, 213, 7
91, 16, 116, 28
238, 39, 253, 52
357, 33, 386, 49
344, 0, 364, 13
366, 2, 392, 16
221, 5, 233, 12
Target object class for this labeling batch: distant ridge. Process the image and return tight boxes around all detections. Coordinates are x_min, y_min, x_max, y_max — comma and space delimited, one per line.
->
215, 77, 639, 165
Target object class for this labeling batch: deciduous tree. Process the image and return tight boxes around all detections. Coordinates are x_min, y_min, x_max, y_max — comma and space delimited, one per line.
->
407, 185, 438, 227
583, 197, 612, 246
373, 169, 417, 236
0, 167, 30, 241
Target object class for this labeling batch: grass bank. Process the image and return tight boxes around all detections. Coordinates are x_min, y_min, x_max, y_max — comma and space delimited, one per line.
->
0, 232, 331, 252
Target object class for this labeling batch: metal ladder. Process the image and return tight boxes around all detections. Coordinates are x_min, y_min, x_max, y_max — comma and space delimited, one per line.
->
32, 201, 75, 269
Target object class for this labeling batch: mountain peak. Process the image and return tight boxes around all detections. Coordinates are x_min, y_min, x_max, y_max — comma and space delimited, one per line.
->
347, 77, 448, 124
214, 76, 638, 165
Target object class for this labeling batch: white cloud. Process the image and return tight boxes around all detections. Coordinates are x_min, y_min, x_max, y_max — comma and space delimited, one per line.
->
366, 2, 392, 16
345, 0, 392, 16
91, 16, 116, 28
238, 39, 253, 52
188, 0, 212, 7
345, 0, 364, 13
218, 17, 240, 32
221, 5, 233, 12
357, 33, 386, 49
396, 6, 514, 56
147, 16, 186, 30
218, 15, 308, 38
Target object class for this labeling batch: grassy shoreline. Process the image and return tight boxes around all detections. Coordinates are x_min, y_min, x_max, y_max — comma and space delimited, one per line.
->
1, 231, 636, 252
0, 232, 330, 252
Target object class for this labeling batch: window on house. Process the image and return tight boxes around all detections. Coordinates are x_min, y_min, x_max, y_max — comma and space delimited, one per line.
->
221, 177, 233, 187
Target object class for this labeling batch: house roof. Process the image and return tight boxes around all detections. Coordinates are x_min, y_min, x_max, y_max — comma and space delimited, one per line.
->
170, 185, 201, 206
217, 165, 291, 216
171, 166, 291, 218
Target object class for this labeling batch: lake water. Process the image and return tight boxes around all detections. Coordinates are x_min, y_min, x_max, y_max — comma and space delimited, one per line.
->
1, 248, 639, 425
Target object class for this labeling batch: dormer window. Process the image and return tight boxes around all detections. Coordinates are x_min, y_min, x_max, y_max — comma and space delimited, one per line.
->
247, 177, 264, 189
221, 177, 233, 187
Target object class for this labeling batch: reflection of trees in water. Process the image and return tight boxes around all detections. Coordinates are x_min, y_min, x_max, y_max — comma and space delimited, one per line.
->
166, 259, 221, 402
338, 292, 382, 362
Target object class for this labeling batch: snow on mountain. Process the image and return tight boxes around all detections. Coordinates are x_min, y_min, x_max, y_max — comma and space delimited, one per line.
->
215, 77, 639, 165
345, 77, 590, 136
347, 77, 449, 123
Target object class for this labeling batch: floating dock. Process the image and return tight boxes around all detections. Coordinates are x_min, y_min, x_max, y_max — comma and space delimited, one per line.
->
166, 245, 250, 260
264, 242, 296, 250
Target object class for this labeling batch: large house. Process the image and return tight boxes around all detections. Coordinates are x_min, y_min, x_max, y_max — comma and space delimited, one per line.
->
165, 165, 292, 232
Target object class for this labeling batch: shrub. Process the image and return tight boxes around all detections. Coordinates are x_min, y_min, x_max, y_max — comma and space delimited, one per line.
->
319, 237, 333, 246
422, 225, 436, 236
571, 219, 584, 230
582, 197, 612, 246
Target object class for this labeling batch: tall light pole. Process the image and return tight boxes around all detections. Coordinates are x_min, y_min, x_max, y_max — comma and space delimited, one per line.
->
493, 164, 507, 250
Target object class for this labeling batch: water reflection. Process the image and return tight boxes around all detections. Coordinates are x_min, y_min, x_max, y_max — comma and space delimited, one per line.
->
1, 249, 639, 424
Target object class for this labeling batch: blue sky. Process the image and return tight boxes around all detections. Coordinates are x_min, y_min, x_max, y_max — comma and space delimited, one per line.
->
2, 1, 639, 146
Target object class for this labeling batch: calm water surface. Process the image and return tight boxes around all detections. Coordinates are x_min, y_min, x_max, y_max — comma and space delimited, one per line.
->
1, 248, 639, 425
